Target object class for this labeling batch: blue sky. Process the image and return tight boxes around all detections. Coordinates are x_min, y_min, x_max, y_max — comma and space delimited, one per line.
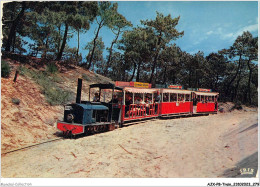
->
68, 1, 258, 59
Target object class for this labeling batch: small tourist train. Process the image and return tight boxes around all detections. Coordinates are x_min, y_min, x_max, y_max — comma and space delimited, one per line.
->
56, 79, 219, 137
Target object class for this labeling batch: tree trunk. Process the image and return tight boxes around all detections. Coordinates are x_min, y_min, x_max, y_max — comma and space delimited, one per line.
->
56, 23, 69, 61
136, 59, 141, 82
5, 2, 26, 52
233, 74, 241, 102
129, 61, 136, 81
12, 31, 16, 53
44, 35, 49, 59
162, 66, 167, 84
57, 25, 61, 53
105, 29, 121, 74
149, 32, 162, 83
233, 60, 244, 101
215, 74, 219, 91
77, 29, 80, 61
87, 21, 103, 70
247, 59, 252, 104
225, 53, 242, 97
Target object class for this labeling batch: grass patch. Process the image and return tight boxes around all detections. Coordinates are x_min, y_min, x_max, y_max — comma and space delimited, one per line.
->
82, 73, 90, 81
1, 60, 11, 78
18, 65, 72, 105
11, 98, 20, 105
46, 62, 58, 74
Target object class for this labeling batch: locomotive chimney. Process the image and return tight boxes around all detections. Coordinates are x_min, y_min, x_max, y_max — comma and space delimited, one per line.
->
76, 78, 82, 103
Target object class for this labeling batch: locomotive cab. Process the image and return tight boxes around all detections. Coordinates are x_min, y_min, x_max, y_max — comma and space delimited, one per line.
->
64, 102, 109, 124
57, 102, 109, 136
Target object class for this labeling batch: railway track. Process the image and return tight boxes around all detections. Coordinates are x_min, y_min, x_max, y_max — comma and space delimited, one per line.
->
2, 113, 217, 156
1, 137, 63, 155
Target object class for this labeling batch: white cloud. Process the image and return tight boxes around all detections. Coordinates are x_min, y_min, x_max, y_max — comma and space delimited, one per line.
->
222, 23, 258, 40
206, 31, 213, 35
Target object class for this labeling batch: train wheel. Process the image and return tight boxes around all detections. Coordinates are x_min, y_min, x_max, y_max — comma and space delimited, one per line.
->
102, 125, 105, 132
91, 126, 94, 134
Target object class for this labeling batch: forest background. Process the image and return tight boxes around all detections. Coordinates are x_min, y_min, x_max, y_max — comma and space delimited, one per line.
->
1, 1, 258, 105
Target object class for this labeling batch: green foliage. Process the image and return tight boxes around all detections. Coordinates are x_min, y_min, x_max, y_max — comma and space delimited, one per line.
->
63, 46, 82, 65
46, 63, 58, 74
1, 60, 11, 78
82, 73, 90, 81
50, 74, 63, 83
85, 37, 105, 71
232, 101, 243, 110
2, 3, 258, 106
11, 98, 20, 105
18, 65, 72, 105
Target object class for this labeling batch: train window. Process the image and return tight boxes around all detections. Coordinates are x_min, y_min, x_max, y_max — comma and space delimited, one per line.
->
163, 93, 169, 102
92, 110, 97, 123
92, 110, 108, 122
178, 94, 184, 102
185, 94, 190, 101
170, 93, 177, 102
92, 110, 97, 118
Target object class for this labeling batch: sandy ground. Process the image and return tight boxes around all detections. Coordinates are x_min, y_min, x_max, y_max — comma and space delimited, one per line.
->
1, 109, 258, 178
1, 70, 63, 152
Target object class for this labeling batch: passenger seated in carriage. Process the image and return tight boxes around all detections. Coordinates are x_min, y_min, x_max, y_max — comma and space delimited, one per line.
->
125, 95, 133, 116
145, 97, 152, 114
154, 91, 161, 113
163, 94, 168, 102
134, 96, 141, 104
110, 94, 118, 104
93, 92, 100, 102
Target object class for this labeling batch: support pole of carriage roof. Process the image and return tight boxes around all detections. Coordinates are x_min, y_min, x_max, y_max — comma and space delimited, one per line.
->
123, 90, 125, 105
177, 93, 178, 102
162, 93, 163, 102
110, 87, 114, 122
89, 87, 91, 101
99, 87, 101, 102
76, 78, 82, 104
152, 93, 154, 103
133, 93, 135, 104
169, 93, 170, 102
143, 93, 144, 102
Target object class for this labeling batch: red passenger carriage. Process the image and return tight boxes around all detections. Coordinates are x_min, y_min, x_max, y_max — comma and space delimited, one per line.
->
193, 89, 219, 113
159, 88, 193, 116
57, 79, 219, 136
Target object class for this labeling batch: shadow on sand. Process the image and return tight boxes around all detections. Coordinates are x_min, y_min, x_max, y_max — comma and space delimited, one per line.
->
222, 152, 258, 178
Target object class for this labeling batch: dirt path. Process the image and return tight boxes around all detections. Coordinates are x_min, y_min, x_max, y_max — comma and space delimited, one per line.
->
1, 110, 258, 178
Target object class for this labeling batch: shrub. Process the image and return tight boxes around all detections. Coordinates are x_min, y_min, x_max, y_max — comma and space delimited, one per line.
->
45, 87, 72, 106
17, 65, 72, 105
1, 60, 11, 78
17, 65, 27, 76
231, 101, 243, 111
82, 73, 90, 81
46, 63, 58, 74
11, 98, 20, 105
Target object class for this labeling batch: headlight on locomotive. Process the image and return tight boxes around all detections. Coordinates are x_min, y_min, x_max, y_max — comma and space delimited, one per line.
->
64, 104, 84, 124
66, 113, 75, 122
